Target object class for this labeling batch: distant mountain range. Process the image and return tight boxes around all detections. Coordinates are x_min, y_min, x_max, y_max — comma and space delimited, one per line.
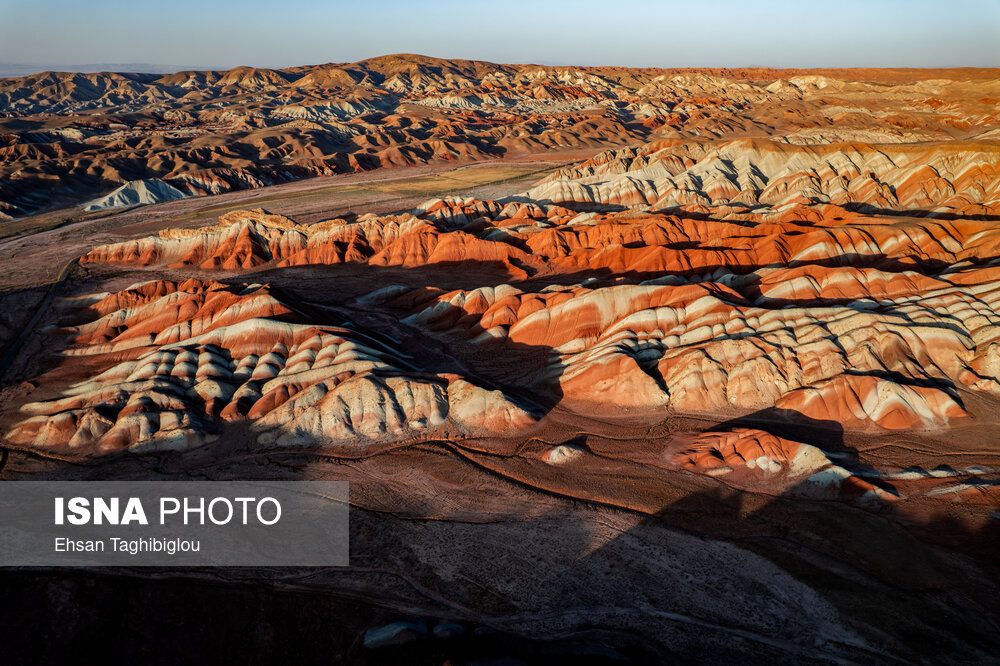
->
0, 63, 219, 77
1, 54, 997, 220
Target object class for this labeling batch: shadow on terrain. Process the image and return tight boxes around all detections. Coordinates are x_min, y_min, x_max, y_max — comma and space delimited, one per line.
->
3, 248, 1000, 663
559, 407, 1000, 662
530, 199, 1000, 223
695, 406, 1000, 558
0, 284, 49, 355
272, 275, 569, 422
571, 484, 1000, 663
237, 252, 979, 424
246, 250, 965, 303
842, 202, 1000, 222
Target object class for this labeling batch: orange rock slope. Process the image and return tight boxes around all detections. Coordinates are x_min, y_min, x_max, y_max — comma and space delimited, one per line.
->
7, 279, 537, 455
0, 136, 990, 464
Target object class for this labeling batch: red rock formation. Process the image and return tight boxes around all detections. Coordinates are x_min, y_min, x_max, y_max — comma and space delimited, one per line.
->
9, 113, 1000, 477
7, 280, 538, 455
71, 134, 1000, 442
670, 428, 895, 505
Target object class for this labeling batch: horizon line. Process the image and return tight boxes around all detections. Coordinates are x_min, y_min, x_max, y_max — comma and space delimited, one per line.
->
2, 54, 997, 79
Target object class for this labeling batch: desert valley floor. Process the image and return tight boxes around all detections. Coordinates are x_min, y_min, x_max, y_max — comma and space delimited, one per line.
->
0, 57, 999, 664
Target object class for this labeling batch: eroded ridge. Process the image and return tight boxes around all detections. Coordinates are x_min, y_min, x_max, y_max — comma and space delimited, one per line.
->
70, 140, 1000, 439
2, 133, 996, 523
7, 279, 536, 455
528, 138, 1000, 216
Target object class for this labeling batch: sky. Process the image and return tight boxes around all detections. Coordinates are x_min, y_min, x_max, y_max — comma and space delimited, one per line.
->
1, 0, 998, 72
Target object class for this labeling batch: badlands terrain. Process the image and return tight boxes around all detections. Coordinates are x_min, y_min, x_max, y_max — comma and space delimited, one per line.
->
2, 54, 999, 220
1, 57, 1000, 664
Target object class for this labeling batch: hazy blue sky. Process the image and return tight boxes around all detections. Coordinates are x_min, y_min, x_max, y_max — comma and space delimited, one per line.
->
1, 0, 998, 71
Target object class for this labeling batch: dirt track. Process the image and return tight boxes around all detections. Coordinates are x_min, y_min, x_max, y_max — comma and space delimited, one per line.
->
0, 150, 593, 292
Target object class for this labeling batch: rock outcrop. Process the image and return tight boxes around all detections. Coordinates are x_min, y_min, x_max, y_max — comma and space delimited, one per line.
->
6, 280, 537, 455
83, 179, 188, 212
69, 137, 1000, 444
